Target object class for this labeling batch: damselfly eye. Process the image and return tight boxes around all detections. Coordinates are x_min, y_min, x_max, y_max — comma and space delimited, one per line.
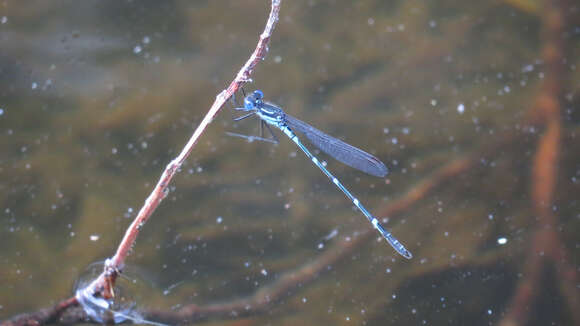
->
254, 90, 264, 99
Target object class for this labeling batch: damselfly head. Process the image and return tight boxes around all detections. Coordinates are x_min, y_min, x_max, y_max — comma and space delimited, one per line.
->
244, 90, 264, 110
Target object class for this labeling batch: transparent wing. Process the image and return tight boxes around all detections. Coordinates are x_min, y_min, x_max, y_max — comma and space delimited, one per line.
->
284, 114, 388, 177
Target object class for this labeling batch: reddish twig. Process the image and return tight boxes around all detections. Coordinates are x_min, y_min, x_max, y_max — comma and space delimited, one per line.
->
79, 0, 281, 317
107, 0, 280, 274
1, 297, 79, 326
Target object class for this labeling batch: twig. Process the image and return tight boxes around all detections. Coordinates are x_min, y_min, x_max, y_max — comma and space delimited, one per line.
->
84, 0, 281, 302
1, 297, 79, 326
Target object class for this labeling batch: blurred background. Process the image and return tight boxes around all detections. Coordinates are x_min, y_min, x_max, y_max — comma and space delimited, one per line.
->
1, 0, 578, 325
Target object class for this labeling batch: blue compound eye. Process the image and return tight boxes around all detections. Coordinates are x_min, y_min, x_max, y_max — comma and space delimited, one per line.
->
254, 90, 264, 99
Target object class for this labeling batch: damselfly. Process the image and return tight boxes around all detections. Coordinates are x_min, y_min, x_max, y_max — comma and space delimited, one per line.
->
233, 90, 412, 259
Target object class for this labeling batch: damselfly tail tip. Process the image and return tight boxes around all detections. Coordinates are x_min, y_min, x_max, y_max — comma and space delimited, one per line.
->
401, 249, 413, 259
392, 244, 412, 259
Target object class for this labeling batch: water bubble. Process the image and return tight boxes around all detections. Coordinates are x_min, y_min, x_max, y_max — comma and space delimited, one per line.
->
522, 64, 534, 72
133, 45, 142, 54
457, 103, 465, 114
323, 229, 338, 240
497, 237, 507, 245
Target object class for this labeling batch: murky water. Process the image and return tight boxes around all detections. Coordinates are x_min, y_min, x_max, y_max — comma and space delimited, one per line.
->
1, 1, 578, 325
